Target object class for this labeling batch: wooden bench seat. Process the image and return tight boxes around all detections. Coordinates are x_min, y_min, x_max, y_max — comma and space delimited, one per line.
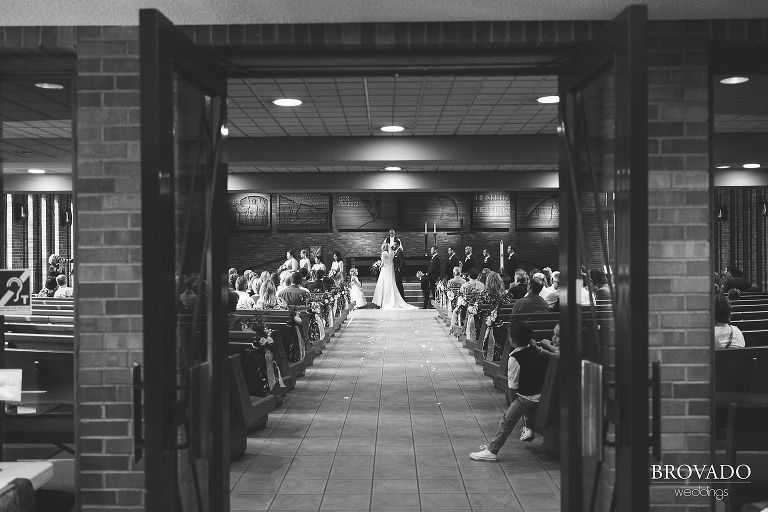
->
715, 347, 768, 394
731, 319, 768, 331
4, 322, 73, 334
742, 330, 768, 347
4, 314, 73, 324
5, 333, 74, 352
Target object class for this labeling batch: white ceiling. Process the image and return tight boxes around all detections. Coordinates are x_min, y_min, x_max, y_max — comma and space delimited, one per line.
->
3, 0, 768, 25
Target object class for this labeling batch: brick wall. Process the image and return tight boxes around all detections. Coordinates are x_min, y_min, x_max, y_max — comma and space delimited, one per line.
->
229, 192, 561, 276
647, 21, 712, 511
74, 26, 144, 511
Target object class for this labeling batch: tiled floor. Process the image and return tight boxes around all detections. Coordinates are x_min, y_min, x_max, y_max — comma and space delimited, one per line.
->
230, 309, 561, 511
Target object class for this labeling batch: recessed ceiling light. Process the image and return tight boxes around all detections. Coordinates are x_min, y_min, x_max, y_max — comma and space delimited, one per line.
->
27, 168, 46, 174
720, 77, 749, 85
537, 95, 560, 104
380, 125, 405, 132
35, 83, 64, 90
220, 126, 229, 136
272, 98, 302, 107
743, 163, 761, 169
384, 166, 402, 171
716, 165, 731, 169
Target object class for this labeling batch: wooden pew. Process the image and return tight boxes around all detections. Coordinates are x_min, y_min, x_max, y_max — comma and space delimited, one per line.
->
715, 347, 768, 395
742, 330, 768, 347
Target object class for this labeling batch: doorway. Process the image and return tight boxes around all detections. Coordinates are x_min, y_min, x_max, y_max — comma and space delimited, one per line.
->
139, 7, 649, 511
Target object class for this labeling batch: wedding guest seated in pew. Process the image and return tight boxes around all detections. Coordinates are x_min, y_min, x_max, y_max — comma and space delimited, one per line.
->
235, 276, 256, 310
479, 271, 511, 306
461, 269, 485, 295
721, 266, 751, 293
543, 271, 560, 309
508, 269, 528, 299
714, 294, 745, 349
590, 268, 611, 301
277, 272, 310, 306
470, 321, 551, 461
727, 288, 741, 302
255, 281, 287, 310
307, 269, 333, 293
53, 274, 74, 298
228, 273, 238, 290
539, 323, 560, 353
511, 277, 550, 315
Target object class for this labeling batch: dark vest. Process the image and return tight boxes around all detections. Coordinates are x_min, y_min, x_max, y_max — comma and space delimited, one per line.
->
510, 345, 549, 396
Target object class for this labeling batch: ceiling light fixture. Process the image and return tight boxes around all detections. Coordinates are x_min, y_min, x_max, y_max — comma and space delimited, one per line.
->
719, 77, 749, 85
743, 163, 761, 169
27, 168, 46, 174
272, 98, 302, 107
537, 95, 560, 104
384, 166, 402, 171
34, 83, 64, 90
380, 125, 405, 132
716, 165, 731, 169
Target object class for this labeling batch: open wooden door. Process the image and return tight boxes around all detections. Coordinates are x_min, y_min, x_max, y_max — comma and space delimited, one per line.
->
139, 9, 229, 512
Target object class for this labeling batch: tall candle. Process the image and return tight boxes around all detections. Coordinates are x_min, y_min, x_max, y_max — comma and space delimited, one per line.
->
500, 241, 504, 271
424, 222, 427, 234
433, 222, 436, 233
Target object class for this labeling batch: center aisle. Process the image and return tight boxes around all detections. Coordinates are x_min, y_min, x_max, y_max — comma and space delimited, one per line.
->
230, 309, 560, 511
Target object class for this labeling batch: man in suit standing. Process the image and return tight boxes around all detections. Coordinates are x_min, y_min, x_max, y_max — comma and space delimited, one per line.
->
481, 249, 494, 271
392, 240, 406, 300
383, 228, 403, 250
421, 246, 441, 309
503, 245, 518, 276
462, 246, 477, 274
445, 246, 461, 278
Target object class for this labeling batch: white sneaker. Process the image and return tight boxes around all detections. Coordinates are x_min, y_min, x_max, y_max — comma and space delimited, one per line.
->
469, 445, 497, 461
520, 427, 535, 442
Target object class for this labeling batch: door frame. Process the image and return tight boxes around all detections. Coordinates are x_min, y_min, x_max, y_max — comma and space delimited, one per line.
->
139, 10, 650, 511
558, 5, 648, 511
140, 9, 230, 512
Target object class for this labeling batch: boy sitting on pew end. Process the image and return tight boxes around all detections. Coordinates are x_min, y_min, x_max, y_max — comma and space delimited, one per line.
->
470, 320, 552, 461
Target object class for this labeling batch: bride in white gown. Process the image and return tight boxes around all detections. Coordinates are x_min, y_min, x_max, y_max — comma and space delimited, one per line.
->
372, 243, 417, 310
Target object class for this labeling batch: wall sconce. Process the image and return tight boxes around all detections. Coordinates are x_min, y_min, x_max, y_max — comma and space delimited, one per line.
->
716, 204, 727, 221
62, 207, 73, 225
759, 198, 768, 218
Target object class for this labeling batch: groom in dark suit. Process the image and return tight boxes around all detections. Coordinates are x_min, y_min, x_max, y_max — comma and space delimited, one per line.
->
392, 240, 405, 299
421, 246, 441, 309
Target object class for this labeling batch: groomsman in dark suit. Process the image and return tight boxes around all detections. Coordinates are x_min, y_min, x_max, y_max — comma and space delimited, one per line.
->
445, 246, 461, 278
462, 246, 477, 274
421, 246, 441, 309
392, 240, 406, 299
481, 249, 494, 271
503, 245, 518, 276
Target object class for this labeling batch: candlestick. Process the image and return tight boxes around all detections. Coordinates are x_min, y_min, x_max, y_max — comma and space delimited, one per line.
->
424, 222, 427, 234
499, 241, 504, 272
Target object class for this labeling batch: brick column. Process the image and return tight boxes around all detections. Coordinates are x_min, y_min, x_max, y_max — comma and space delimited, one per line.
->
647, 21, 712, 512
75, 26, 144, 511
